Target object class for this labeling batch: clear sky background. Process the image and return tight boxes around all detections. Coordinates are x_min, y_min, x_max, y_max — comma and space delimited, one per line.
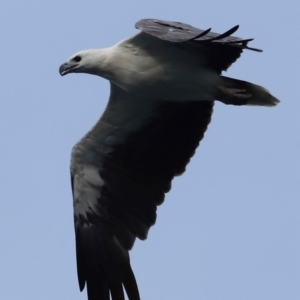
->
1, 1, 299, 300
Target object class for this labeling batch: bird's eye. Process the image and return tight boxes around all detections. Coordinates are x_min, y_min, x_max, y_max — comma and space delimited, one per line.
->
73, 56, 81, 62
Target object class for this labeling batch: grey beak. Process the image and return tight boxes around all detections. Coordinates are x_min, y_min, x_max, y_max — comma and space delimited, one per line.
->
59, 63, 69, 76
59, 62, 79, 76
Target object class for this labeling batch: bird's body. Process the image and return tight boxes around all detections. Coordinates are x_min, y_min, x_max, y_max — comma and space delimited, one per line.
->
59, 19, 279, 300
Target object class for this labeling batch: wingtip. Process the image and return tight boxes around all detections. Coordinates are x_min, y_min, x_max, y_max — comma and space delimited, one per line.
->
223, 24, 240, 37
191, 28, 212, 40
123, 264, 141, 300
233, 24, 240, 31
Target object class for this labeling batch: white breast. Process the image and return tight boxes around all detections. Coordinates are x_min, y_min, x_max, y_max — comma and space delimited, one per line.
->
106, 33, 221, 101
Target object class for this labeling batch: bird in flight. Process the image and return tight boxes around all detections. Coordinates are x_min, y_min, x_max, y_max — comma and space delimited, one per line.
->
59, 18, 279, 300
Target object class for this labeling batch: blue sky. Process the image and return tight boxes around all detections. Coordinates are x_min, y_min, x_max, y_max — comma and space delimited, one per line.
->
1, 1, 299, 299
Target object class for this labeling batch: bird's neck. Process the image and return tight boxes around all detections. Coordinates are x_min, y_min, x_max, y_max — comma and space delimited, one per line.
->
86, 48, 114, 80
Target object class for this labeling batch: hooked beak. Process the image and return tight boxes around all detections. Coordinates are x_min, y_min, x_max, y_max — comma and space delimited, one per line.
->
59, 62, 79, 76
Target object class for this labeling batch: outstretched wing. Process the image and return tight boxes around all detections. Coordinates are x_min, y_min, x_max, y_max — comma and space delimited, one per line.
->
72, 83, 214, 300
135, 18, 261, 50
135, 18, 262, 72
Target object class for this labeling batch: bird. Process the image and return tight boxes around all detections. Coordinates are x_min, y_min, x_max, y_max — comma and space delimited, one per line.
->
59, 18, 279, 300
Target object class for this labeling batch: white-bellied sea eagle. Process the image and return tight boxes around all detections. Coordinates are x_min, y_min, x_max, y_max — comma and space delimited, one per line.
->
59, 18, 279, 300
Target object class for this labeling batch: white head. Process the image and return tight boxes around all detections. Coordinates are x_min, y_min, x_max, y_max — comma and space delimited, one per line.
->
59, 49, 110, 78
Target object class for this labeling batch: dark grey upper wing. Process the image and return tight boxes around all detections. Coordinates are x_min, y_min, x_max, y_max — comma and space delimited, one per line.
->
136, 18, 262, 73
135, 18, 262, 51
71, 84, 213, 300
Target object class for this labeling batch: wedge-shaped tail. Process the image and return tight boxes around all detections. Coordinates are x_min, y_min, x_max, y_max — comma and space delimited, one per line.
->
217, 76, 280, 106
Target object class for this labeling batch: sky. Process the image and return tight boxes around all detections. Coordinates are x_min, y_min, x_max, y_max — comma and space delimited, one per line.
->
1, 1, 299, 300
